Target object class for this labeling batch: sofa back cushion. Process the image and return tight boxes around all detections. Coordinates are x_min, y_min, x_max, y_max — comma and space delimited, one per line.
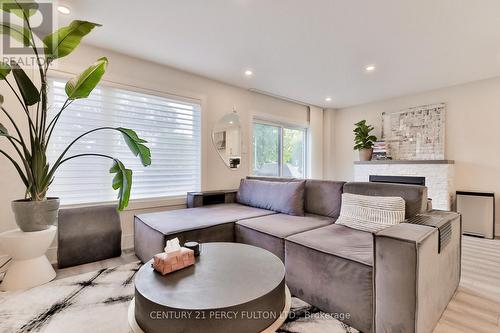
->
337, 193, 406, 233
246, 176, 297, 182
304, 180, 345, 218
343, 182, 427, 218
237, 179, 306, 216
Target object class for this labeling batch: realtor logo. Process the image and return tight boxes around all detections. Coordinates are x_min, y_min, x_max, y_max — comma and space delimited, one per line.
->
1, 1, 54, 66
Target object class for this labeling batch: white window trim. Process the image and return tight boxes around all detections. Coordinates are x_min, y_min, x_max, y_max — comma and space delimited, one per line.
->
251, 118, 308, 178
47, 70, 208, 208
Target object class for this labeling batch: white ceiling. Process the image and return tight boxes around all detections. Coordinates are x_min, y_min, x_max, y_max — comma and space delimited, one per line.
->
60, 0, 500, 108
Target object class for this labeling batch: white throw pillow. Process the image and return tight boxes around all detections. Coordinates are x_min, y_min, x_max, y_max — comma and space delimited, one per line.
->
336, 193, 405, 233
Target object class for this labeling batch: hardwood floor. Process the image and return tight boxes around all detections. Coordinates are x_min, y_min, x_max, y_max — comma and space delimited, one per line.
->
434, 236, 500, 333
53, 249, 139, 280
51, 236, 500, 332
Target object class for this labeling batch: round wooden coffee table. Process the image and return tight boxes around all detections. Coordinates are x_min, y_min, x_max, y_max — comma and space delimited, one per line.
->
128, 242, 290, 333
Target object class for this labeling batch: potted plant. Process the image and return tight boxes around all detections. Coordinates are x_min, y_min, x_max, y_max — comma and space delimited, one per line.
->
0, 1, 151, 231
353, 120, 377, 161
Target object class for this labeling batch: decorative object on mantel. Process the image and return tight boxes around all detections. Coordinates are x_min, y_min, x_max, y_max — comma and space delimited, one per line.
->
0, 2, 151, 231
152, 238, 195, 275
382, 103, 446, 160
353, 120, 378, 161
372, 140, 390, 160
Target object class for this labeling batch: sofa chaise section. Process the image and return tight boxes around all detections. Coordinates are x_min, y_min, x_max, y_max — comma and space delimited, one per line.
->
134, 203, 275, 262
285, 224, 374, 332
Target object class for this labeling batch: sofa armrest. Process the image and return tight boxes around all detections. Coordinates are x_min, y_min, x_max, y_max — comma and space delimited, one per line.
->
374, 211, 461, 333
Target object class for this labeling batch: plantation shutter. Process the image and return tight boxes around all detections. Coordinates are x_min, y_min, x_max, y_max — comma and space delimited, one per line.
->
46, 78, 201, 205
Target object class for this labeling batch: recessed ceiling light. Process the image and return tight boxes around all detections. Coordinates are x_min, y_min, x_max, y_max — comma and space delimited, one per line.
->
244, 70, 253, 76
57, 5, 71, 15
325, 97, 332, 102
365, 65, 376, 72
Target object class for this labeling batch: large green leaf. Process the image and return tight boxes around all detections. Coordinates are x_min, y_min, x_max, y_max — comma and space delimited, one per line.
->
0, 0, 38, 19
11, 61, 39, 106
65, 57, 108, 100
44, 20, 101, 60
110, 160, 133, 211
0, 61, 11, 80
118, 128, 151, 166
0, 22, 31, 46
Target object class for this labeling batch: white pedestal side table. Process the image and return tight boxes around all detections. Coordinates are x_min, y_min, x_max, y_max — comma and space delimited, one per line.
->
0, 226, 57, 291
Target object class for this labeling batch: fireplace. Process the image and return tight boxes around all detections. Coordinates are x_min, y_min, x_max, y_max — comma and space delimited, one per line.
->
369, 175, 426, 186
354, 160, 455, 210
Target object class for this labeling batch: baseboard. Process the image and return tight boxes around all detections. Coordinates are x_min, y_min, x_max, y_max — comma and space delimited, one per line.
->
122, 233, 134, 250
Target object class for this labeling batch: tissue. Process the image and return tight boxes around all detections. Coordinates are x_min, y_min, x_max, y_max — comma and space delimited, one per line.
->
164, 238, 181, 255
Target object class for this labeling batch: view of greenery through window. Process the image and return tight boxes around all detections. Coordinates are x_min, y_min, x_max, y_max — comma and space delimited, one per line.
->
252, 122, 306, 178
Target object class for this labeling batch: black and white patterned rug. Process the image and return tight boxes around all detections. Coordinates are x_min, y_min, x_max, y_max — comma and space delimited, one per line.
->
0, 262, 358, 333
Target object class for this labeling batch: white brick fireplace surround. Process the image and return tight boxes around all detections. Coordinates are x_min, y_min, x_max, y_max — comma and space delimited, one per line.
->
354, 160, 455, 211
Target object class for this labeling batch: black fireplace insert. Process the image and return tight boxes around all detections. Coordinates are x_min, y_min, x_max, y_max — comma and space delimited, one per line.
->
369, 175, 426, 186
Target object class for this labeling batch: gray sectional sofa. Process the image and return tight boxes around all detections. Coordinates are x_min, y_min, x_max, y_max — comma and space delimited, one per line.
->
134, 177, 461, 333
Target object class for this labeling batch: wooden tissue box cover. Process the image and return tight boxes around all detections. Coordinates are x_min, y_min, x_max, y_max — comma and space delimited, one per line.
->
153, 247, 195, 275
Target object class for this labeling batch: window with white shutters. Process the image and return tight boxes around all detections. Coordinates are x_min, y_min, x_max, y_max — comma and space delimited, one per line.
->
47, 78, 201, 205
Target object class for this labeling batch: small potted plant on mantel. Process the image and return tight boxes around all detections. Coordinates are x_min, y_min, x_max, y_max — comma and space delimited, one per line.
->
0, 1, 151, 231
353, 120, 377, 161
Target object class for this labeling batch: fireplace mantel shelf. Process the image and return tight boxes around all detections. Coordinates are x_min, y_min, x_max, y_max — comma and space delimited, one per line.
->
354, 160, 455, 165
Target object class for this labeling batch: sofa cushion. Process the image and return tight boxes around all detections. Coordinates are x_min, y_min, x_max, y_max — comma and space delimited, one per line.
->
135, 203, 275, 236
236, 179, 306, 216
304, 180, 345, 217
235, 226, 286, 261
286, 223, 373, 266
246, 176, 298, 182
336, 193, 405, 233
235, 214, 334, 261
343, 182, 427, 218
134, 203, 276, 262
236, 213, 334, 239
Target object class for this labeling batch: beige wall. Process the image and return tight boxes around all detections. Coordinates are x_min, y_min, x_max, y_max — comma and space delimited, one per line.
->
330, 76, 500, 235
322, 108, 337, 180
0, 44, 308, 261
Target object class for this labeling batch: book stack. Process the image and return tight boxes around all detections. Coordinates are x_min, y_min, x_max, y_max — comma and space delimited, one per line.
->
372, 141, 389, 160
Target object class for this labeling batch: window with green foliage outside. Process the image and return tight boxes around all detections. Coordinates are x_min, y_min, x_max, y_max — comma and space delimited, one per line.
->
252, 121, 307, 178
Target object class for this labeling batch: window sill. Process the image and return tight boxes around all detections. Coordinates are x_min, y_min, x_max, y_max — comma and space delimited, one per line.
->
59, 195, 187, 212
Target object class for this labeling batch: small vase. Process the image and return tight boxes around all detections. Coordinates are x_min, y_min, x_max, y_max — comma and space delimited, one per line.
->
359, 148, 373, 161
11, 198, 60, 232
